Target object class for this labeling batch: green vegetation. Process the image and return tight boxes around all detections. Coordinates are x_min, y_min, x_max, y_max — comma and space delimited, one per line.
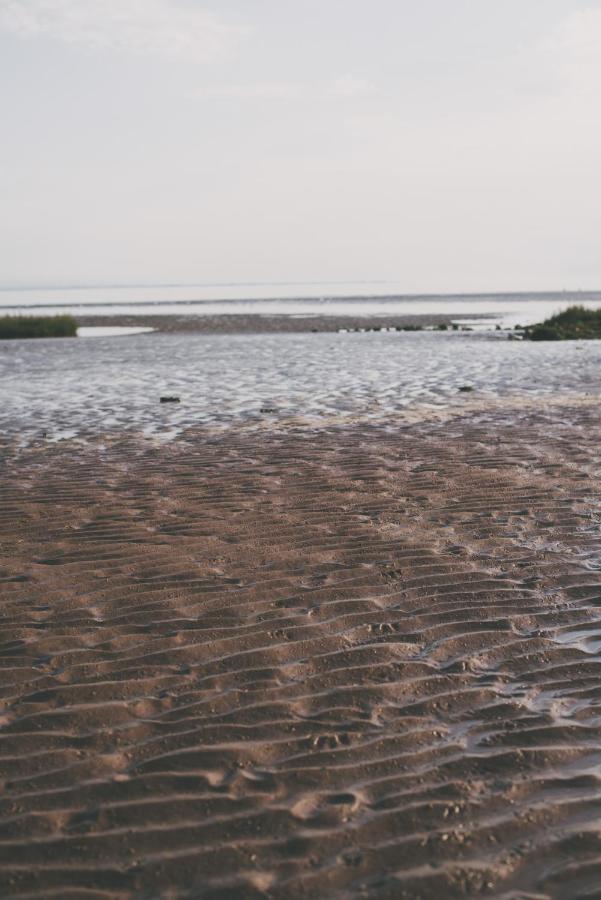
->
0, 314, 77, 340
523, 305, 601, 341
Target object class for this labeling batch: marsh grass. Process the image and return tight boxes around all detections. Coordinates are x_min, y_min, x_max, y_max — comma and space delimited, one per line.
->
524, 305, 601, 341
0, 315, 77, 340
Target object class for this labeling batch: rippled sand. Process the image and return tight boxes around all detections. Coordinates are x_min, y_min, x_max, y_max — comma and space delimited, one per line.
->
1, 397, 601, 898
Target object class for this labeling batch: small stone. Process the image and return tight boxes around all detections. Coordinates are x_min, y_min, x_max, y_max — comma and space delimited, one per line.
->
160, 396, 180, 403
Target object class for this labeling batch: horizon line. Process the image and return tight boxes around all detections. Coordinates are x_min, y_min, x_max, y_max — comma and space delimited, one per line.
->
0, 282, 597, 298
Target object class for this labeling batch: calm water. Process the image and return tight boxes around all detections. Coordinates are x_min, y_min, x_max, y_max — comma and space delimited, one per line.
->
1, 284, 601, 327
1, 330, 600, 443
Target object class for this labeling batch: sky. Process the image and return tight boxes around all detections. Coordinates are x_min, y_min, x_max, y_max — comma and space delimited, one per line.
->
1, 0, 601, 292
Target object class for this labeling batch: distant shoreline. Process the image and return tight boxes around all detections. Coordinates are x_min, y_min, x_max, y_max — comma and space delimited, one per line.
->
74, 311, 488, 334
1, 285, 600, 299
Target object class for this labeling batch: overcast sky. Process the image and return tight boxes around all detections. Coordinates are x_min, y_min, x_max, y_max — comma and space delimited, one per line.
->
1, 0, 600, 292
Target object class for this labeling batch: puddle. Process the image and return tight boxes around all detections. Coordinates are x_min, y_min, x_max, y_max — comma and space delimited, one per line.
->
552, 624, 601, 654
77, 326, 155, 337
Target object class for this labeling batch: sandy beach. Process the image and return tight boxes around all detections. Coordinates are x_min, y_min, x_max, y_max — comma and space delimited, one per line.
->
1, 399, 601, 898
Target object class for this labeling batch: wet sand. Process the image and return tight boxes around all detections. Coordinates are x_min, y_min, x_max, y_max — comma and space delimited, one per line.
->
1, 403, 601, 898
75, 312, 482, 334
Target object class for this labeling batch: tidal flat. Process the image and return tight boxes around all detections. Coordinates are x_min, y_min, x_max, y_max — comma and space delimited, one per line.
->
1, 327, 601, 898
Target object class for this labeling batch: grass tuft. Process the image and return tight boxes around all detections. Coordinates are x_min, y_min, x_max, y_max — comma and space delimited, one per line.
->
0, 315, 78, 340
524, 305, 601, 341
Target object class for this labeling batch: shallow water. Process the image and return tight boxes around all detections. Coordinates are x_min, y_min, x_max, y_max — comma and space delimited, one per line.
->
77, 326, 155, 338
1, 330, 600, 442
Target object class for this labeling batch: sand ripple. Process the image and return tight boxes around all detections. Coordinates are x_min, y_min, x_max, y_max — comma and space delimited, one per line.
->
1, 405, 601, 897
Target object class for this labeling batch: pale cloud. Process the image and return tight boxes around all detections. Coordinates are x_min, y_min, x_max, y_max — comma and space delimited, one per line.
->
326, 74, 377, 99
196, 81, 305, 101
0, 0, 246, 61
195, 74, 377, 102
540, 8, 601, 96
545, 7, 601, 54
